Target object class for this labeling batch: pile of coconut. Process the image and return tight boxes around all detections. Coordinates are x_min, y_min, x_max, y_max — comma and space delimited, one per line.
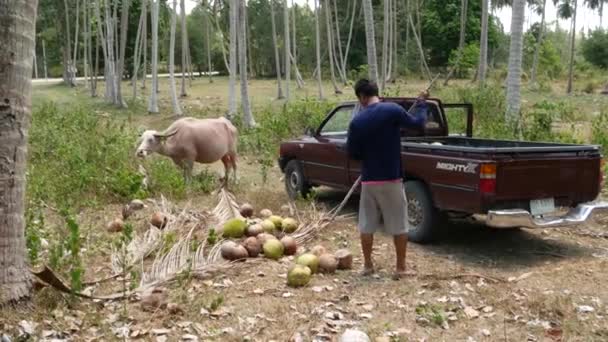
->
286, 245, 352, 288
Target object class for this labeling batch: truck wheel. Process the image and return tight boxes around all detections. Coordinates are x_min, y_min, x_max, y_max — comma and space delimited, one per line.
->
405, 181, 440, 244
284, 160, 311, 200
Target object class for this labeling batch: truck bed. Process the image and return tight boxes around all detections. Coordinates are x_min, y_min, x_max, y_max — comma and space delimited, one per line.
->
403, 136, 599, 153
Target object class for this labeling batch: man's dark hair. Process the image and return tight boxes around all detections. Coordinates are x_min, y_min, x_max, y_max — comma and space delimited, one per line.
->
354, 79, 379, 98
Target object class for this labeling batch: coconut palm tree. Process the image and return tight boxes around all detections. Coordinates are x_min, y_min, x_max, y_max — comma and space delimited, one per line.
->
444, 0, 469, 85
314, 0, 325, 99
116, 0, 131, 108
0, 0, 39, 304
362, 0, 379, 84
169, 0, 183, 115
478, 0, 490, 86
203, 0, 213, 83
132, 0, 147, 100
148, 0, 160, 113
180, 0, 188, 97
381, 0, 390, 90
555, 0, 578, 94
270, 0, 285, 99
530, 0, 547, 86
324, 0, 341, 94
228, 0, 238, 117
239, 0, 255, 127
284, 0, 291, 100
505, 0, 526, 123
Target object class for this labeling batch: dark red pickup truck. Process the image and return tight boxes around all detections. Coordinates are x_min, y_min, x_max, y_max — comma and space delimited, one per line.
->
278, 97, 608, 243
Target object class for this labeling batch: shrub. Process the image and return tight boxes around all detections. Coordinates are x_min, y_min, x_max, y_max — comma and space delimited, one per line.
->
447, 44, 480, 78
582, 29, 608, 69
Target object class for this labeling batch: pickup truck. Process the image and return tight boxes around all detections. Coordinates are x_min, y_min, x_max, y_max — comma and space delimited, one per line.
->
278, 97, 608, 243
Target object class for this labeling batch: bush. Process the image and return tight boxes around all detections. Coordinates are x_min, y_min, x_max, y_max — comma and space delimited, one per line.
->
582, 29, 608, 69
447, 44, 480, 78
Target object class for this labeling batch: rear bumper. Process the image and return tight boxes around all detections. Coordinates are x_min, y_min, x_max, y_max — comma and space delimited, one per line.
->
481, 201, 608, 229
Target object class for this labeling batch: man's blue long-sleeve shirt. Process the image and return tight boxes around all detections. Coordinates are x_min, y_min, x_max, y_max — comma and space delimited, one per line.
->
347, 102, 426, 182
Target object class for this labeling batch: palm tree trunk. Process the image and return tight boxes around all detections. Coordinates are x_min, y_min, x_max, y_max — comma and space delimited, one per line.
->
73, 0, 80, 71
228, 0, 238, 117
381, 0, 389, 89
148, 0, 159, 113
362, 0, 379, 84
284, 0, 291, 100
92, 28, 100, 97
270, 0, 285, 99
104, 0, 117, 102
314, 0, 325, 99
408, 14, 432, 81
292, 1, 298, 65
83, 0, 89, 88
404, 0, 410, 75
478, 0, 489, 86
566, 0, 577, 94
43, 39, 48, 80
238, 0, 255, 127
0, 0, 38, 305
116, 0, 131, 108
63, 0, 75, 86
132, 0, 146, 100
444, 0, 468, 85
324, 0, 341, 94
169, 0, 182, 115
343, 0, 357, 80
212, 1, 231, 72
180, 0, 188, 97
204, 0, 213, 83
505, 0, 526, 123
142, 0, 148, 89
530, 0, 546, 86
332, 0, 346, 84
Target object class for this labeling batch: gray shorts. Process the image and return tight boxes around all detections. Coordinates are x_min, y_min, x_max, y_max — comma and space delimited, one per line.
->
358, 182, 409, 236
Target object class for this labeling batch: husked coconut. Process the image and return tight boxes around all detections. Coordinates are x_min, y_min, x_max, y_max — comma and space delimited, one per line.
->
257, 233, 278, 245
280, 236, 298, 255
222, 218, 247, 238
260, 209, 273, 218
296, 253, 320, 274
280, 204, 291, 214
335, 249, 353, 270
287, 264, 312, 287
318, 254, 339, 273
242, 237, 262, 257
230, 245, 249, 260
281, 217, 298, 233
261, 220, 276, 234
150, 212, 168, 229
240, 203, 254, 218
310, 245, 327, 257
107, 218, 125, 233
263, 239, 284, 260
221, 241, 248, 261
246, 223, 264, 237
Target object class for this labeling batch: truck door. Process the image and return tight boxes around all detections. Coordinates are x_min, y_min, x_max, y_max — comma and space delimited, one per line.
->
301, 105, 354, 189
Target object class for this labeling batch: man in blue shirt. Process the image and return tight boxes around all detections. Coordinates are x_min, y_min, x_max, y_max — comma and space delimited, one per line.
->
347, 79, 426, 280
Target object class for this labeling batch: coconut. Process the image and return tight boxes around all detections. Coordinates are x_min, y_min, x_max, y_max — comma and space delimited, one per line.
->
318, 254, 339, 273
150, 212, 167, 229
280, 236, 298, 256
260, 220, 276, 234
221, 241, 248, 261
260, 209, 273, 218
287, 264, 312, 287
263, 239, 284, 260
296, 253, 320, 274
281, 217, 298, 233
269, 215, 283, 230
240, 203, 254, 218
222, 218, 247, 238
242, 237, 262, 257
335, 249, 353, 270
310, 245, 327, 257
107, 218, 124, 233
280, 204, 291, 214
257, 233, 278, 245
246, 223, 264, 237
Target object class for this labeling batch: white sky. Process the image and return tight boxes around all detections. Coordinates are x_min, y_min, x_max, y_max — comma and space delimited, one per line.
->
185, 0, 606, 33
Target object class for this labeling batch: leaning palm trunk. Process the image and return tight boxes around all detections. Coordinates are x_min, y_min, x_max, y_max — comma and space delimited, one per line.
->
132, 0, 146, 100
238, 0, 255, 127
284, 0, 291, 100
148, 0, 160, 113
478, 0, 489, 86
204, 0, 213, 83
169, 0, 183, 116
530, 0, 546, 86
142, 0, 148, 90
0, 0, 39, 305
73, 0, 80, 75
505, 0, 526, 124
566, 0, 578, 94
314, 0, 325, 99
381, 0, 390, 90
332, 0, 347, 84
362, 0, 379, 84
324, 0, 341, 94
408, 14, 432, 81
116, 0, 131, 108
228, 0, 238, 117
180, 0, 188, 97
444, 0, 468, 85
270, 0, 285, 99
104, 0, 118, 103
342, 0, 357, 81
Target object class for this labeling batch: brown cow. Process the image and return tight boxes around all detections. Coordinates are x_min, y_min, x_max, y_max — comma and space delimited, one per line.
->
136, 117, 238, 185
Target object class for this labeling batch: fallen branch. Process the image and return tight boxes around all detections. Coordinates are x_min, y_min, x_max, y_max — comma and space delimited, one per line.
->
419, 272, 505, 284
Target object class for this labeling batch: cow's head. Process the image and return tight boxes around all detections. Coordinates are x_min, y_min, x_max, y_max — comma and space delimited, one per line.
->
136, 129, 177, 158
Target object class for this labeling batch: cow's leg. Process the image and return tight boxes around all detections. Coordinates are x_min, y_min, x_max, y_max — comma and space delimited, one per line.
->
178, 159, 193, 184
220, 155, 231, 188
229, 152, 238, 183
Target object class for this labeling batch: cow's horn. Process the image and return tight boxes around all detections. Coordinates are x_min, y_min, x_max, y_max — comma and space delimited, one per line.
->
154, 129, 179, 139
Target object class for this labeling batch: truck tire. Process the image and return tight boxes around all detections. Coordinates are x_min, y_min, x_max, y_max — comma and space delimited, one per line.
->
405, 181, 441, 244
284, 160, 311, 200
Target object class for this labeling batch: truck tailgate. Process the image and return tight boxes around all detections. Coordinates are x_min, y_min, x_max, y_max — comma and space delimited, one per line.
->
495, 155, 602, 206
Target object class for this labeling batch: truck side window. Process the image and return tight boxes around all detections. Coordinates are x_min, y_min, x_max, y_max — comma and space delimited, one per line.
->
320, 106, 354, 136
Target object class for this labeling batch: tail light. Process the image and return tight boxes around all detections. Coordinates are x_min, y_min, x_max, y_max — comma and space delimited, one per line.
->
479, 163, 496, 194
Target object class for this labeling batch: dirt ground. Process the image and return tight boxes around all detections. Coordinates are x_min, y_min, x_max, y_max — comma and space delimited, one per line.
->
2, 158, 608, 342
